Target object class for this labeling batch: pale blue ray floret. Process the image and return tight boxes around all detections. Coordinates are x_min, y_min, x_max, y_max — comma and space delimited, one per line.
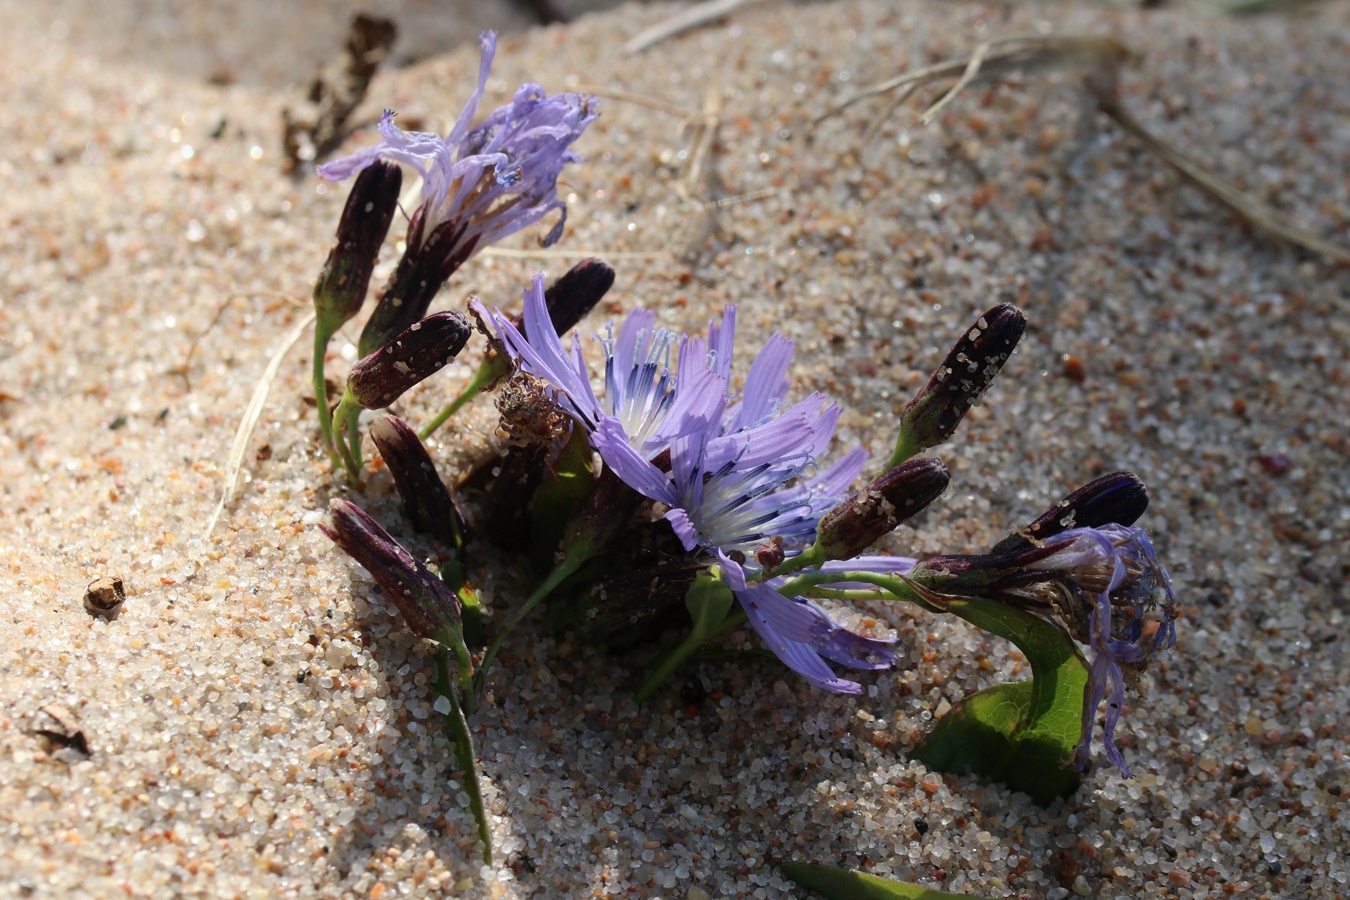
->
318, 32, 597, 253
478, 279, 912, 693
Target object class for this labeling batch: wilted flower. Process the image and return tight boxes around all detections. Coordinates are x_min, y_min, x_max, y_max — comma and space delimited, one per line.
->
909, 521, 1178, 775
319, 32, 598, 356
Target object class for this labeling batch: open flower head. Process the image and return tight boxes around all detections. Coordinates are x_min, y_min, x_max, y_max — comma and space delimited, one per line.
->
320, 33, 596, 355
479, 277, 912, 692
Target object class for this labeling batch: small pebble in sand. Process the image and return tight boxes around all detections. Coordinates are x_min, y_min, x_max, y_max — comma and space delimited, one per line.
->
82, 576, 125, 619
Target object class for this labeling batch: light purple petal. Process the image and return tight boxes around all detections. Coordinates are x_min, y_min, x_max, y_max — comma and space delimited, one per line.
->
706, 305, 737, 381
592, 418, 678, 505
816, 628, 898, 670
733, 333, 794, 429
444, 32, 497, 148
733, 581, 822, 644
665, 509, 701, 552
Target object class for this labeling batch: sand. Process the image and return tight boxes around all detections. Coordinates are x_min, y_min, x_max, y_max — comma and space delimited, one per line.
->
1, 0, 1347, 897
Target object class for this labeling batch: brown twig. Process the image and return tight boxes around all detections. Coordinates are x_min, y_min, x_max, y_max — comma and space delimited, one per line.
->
821, 33, 1350, 268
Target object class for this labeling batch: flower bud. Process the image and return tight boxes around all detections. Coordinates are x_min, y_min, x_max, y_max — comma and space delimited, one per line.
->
528, 257, 615, 339
312, 161, 402, 334
369, 415, 465, 550
814, 457, 950, 562
321, 499, 461, 638
347, 311, 472, 408
893, 304, 1025, 462
991, 471, 1149, 555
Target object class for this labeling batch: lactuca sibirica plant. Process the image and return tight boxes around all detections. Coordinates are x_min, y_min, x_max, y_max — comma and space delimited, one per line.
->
305, 29, 1182, 867
309, 31, 596, 482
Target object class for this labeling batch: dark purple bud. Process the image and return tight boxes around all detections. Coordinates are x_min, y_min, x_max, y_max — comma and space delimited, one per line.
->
313, 161, 402, 333
369, 415, 465, 549
347, 311, 472, 408
893, 305, 1025, 462
991, 472, 1150, 555
815, 458, 950, 562
526, 258, 615, 339
320, 499, 461, 638
358, 213, 480, 357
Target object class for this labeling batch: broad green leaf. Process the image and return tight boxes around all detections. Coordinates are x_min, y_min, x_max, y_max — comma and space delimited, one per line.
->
780, 862, 997, 899
912, 598, 1086, 804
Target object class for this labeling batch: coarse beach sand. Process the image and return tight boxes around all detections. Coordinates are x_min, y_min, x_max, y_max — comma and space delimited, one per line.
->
1, 0, 1347, 896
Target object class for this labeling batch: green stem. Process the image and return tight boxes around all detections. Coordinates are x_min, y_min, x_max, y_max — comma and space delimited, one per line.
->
473, 557, 583, 696
433, 647, 492, 865
418, 357, 507, 441
635, 629, 709, 703
436, 625, 478, 717
635, 605, 751, 702
887, 429, 922, 471
754, 544, 824, 583
312, 324, 341, 467
331, 389, 363, 483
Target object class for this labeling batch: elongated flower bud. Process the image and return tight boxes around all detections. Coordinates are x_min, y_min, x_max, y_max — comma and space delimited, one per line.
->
321, 499, 461, 638
814, 457, 950, 562
347, 311, 472, 408
528, 257, 615, 339
313, 161, 402, 334
893, 304, 1025, 463
991, 471, 1149, 555
369, 415, 465, 549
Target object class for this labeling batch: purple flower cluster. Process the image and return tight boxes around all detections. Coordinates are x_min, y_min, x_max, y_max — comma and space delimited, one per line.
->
319, 32, 596, 255
476, 275, 908, 693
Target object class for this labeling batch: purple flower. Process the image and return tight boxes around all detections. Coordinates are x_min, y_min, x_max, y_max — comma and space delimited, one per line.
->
912, 523, 1179, 775
474, 273, 724, 463
480, 278, 908, 692
718, 551, 898, 694
320, 32, 597, 356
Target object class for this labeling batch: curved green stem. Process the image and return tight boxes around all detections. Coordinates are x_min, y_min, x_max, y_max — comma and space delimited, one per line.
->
473, 557, 583, 696
419, 356, 508, 441
312, 324, 341, 467
888, 429, 923, 471
432, 647, 491, 864
331, 389, 363, 483
635, 628, 710, 703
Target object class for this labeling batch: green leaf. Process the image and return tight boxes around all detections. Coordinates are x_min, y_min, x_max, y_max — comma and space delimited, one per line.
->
780, 862, 997, 899
912, 598, 1085, 804
528, 424, 595, 570
684, 572, 735, 642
